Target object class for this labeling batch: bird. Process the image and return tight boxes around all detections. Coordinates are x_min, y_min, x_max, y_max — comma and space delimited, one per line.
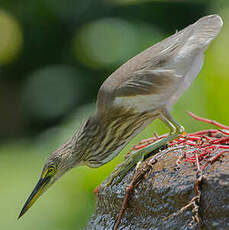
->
18, 14, 223, 219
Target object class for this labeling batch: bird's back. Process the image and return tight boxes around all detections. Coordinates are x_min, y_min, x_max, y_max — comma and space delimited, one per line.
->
85, 15, 223, 167
96, 15, 223, 113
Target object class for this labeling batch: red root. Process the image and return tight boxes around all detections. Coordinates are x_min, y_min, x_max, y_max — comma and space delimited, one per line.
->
187, 111, 229, 130
124, 112, 229, 173
111, 112, 229, 229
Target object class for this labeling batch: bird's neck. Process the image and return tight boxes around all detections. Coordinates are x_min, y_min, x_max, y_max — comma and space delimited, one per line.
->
74, 106, 155, 168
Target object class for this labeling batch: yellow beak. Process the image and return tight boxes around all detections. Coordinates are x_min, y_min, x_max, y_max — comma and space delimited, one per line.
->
18, 176, 51, 219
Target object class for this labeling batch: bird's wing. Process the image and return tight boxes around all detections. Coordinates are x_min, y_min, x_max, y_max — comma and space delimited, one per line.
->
114, 69, 182, 97
96, 69, 182, 113
96, 15, 223, 114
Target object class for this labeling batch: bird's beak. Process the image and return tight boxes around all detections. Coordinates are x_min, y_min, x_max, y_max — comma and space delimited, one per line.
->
18, 175, 51, 219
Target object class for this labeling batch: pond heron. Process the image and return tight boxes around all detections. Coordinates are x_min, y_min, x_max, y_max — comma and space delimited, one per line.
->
19, 15, 222, 218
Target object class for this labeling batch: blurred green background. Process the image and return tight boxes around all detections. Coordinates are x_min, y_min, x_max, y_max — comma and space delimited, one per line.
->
0, 0, 228, 229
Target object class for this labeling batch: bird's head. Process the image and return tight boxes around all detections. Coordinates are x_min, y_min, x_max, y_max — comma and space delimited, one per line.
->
18, 118, 95, 219
18, 140, 78, 219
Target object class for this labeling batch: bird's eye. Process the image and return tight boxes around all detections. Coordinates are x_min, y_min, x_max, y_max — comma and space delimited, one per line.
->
42, 165, 56, 179
48, 166, 56, 174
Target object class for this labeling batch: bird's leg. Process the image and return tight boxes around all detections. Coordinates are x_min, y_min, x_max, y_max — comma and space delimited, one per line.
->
105, 109, 184, 186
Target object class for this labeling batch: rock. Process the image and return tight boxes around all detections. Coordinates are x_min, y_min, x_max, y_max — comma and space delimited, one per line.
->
87, 147, 229, 230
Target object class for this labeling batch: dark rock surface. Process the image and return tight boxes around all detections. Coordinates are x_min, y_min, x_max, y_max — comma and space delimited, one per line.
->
87, 148, 229, 230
